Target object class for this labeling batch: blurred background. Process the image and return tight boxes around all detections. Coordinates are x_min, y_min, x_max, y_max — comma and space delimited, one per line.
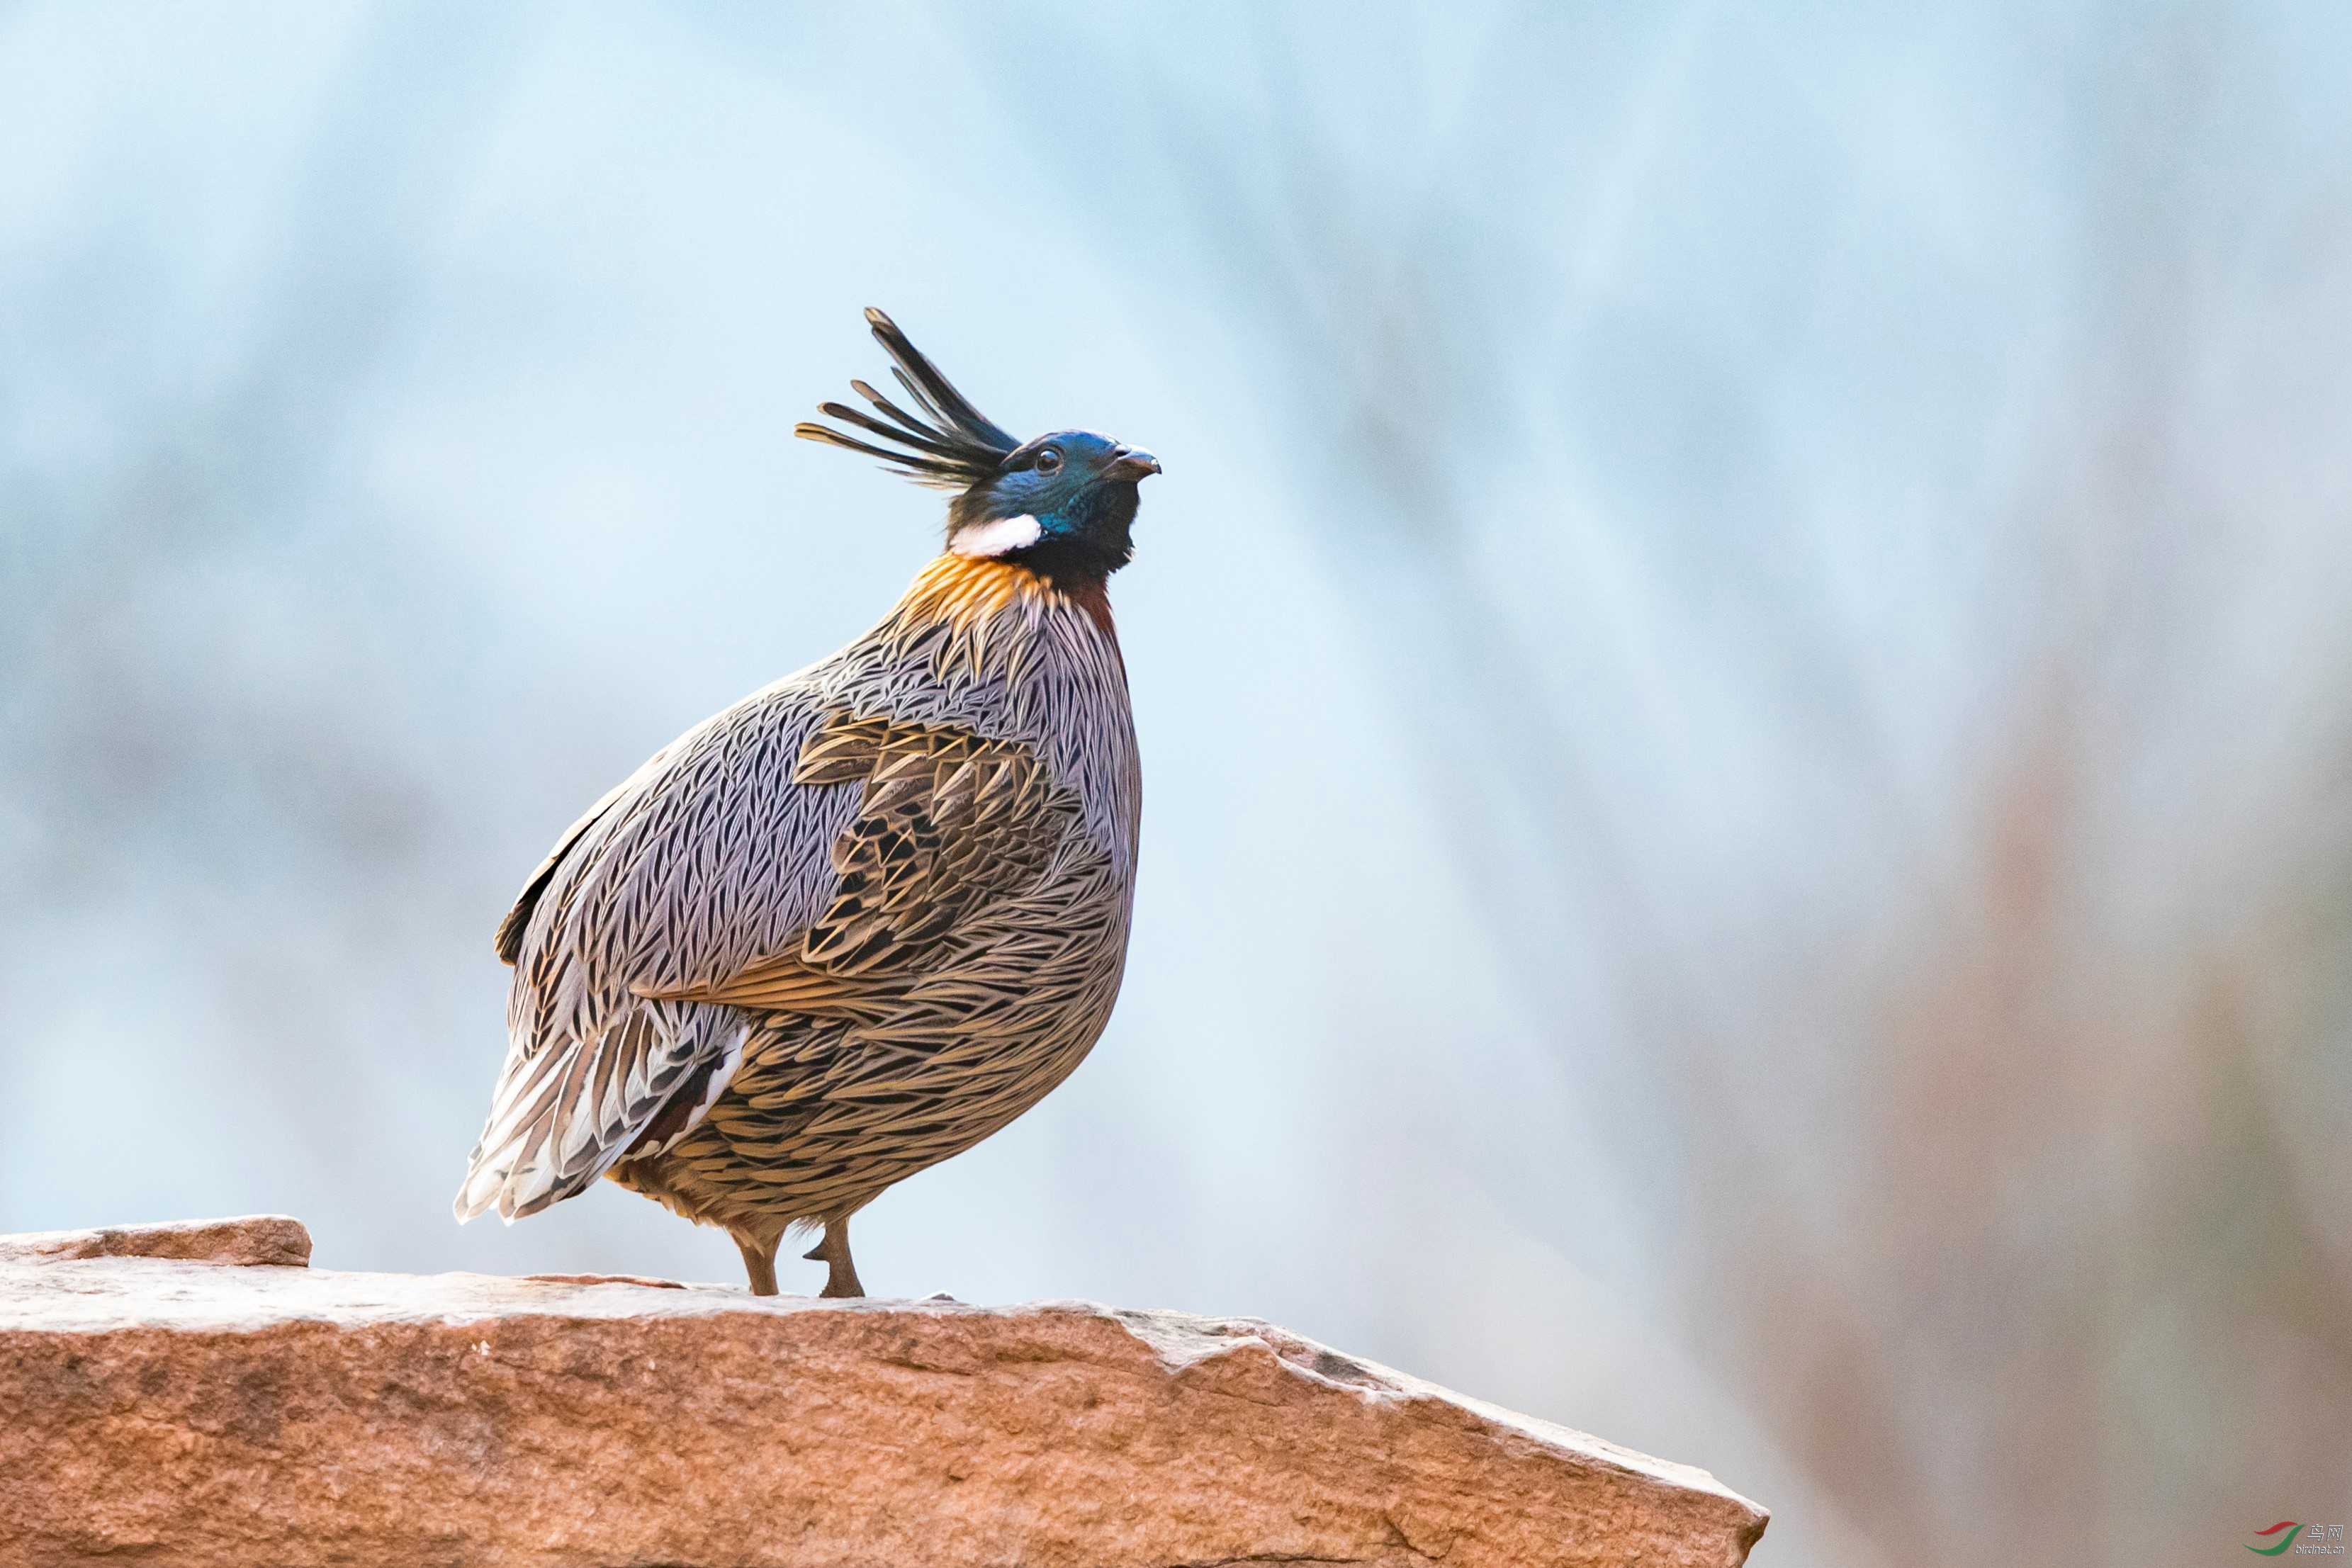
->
4, 4, 2348, 1563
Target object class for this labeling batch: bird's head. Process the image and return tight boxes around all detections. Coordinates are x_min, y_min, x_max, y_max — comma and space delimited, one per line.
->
796, 310, 1159, 585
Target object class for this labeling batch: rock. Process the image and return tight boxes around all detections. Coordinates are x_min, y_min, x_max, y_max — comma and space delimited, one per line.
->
0, 1217, 1767, 1568
0, 1214, 312, 1268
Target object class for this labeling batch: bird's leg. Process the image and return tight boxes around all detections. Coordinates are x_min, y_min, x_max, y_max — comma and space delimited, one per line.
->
803, 1217, 865, 1299
736, 1235, 780, 1297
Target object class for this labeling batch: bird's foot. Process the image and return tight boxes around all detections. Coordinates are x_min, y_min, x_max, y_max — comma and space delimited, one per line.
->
805, 1217, 865, 1299
736, 1236, 781, 1297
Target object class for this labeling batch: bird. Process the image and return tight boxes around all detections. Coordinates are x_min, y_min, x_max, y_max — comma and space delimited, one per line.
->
453, 308, 1157, 1298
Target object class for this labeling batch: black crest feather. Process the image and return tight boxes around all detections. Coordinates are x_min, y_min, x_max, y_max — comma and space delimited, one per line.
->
794, 309, 1018, 490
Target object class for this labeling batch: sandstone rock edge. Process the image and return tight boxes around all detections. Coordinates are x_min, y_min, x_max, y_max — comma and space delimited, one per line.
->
0, 1212, 313, 1268
0, 1217, 1768, 1568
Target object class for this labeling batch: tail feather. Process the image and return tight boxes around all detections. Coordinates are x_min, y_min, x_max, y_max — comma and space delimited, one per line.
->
454, 1003, 747, 1225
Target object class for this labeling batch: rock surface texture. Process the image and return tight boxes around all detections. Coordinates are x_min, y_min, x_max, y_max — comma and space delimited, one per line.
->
0, 1217, 1768, 1568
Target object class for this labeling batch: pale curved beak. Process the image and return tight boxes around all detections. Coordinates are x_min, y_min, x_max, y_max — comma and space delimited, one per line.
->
1105, 449, 1161, 483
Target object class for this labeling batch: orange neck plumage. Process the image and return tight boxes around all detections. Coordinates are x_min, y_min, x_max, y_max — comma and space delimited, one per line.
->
891, 554, 1118, 647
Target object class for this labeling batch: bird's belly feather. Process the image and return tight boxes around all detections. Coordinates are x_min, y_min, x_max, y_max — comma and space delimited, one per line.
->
607, 827, 1131, 1237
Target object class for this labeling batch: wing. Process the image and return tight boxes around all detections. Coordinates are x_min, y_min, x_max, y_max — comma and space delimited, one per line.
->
492, 774, 636, 965
639, 711, 1079, 1008
454, 695, 1077, 1224
456, 687, 845, 1223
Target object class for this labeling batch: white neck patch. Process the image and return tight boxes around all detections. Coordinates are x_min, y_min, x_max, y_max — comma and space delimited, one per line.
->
949, 513, 1044, 558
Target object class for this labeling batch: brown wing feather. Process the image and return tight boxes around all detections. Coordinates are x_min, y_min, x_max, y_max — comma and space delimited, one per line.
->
642, 711, 1076, 1010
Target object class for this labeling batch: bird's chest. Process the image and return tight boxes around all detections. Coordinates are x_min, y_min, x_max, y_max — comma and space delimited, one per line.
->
822, 592, 1141, 884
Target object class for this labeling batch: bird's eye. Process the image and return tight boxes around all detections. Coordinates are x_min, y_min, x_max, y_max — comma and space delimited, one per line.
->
1034, 448, 1062, 474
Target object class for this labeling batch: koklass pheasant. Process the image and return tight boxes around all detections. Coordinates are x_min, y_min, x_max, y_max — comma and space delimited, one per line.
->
454, 310, 1157, 1297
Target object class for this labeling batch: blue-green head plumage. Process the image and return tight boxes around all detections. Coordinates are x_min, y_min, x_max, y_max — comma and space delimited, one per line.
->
796, 309, 1159, 582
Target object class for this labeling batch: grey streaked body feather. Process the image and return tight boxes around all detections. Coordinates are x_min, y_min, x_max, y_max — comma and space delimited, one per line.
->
454, 559, 1140, 1260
